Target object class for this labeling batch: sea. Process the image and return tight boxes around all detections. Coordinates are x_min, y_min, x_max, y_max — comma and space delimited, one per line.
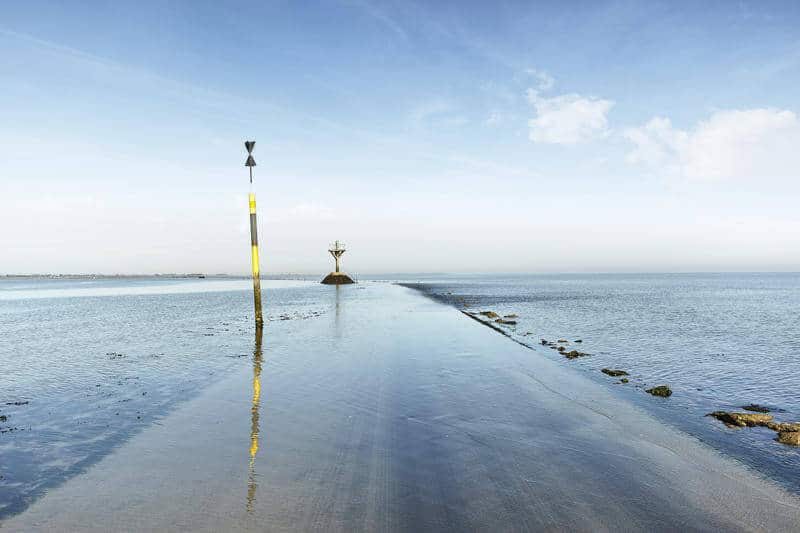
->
1, 273, 799, 518
0, 277, 326, 517
393, 272, 800, 494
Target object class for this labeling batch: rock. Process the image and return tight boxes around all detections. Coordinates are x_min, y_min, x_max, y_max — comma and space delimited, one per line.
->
557, 339, 568, 343
708, 411, 772, 427
601, 368, 629, 377
495, 318, 517, 325
479, 311, 500, 319
620, 378, 629, 383
562, 350, 590, 359
504, 314, 518, 318
646, 386, 672, 398
574, 339, 583, 343
741, 404, 771, 413
776, 431, 800, 446
766, 421, 800, 432
540, 339, 548, 345
0, 415, 6, 422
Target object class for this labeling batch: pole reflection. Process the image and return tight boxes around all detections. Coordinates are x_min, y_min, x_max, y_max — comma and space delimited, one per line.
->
246, 323, 263, 513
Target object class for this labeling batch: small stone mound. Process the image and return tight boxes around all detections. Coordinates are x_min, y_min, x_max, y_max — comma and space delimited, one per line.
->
646, 385, 672, 397
708, 411, 773, 427
601, 368, 629, 377
557, 339, 568, 343
495, 318, 517, 325
562, 350, 589, 359
321, 272, 355, 285
620, 378, 629, 384
504, 314, 519, 318
479, 311, 500, 319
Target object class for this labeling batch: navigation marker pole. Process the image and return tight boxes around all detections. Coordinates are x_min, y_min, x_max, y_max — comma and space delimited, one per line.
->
245, 141, 263, 325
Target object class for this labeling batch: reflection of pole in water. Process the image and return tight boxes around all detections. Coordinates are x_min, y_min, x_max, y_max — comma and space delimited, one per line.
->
247, 323, 263, 512
335, 285, 341, 326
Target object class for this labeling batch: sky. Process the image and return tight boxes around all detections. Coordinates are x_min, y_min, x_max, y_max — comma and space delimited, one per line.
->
2, 0, 800, 274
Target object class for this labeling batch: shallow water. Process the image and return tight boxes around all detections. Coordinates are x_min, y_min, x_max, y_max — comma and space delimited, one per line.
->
6, 282, 800, 532
0, 277, 325, 517
397, 273, 800, 493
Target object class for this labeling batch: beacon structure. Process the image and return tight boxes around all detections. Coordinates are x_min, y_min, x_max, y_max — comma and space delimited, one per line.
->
321, 240, 355, 285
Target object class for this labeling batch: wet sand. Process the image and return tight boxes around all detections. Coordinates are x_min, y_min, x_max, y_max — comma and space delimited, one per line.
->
4, 283, 800, 532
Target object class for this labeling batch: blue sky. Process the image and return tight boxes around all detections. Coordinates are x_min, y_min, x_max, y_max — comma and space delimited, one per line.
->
2, 1, 800, 274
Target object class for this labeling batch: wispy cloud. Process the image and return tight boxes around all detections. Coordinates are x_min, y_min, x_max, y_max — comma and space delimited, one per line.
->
525, 70, 614, 145
625, 108, 800, 180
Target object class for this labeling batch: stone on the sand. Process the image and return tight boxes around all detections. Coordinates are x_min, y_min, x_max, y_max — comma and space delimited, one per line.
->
708, 411, 773, 427
620, 378, 629, 383
479, 311, 500, 319
562, 350, 589, 359
646, 386, 672, 398
504, 314, 518, 318
557, 339, 568, 343
601, 368, 629, 377
495, 318, 517, 325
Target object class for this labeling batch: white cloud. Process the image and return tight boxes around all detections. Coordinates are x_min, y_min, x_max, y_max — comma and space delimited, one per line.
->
625, 108, 800, 180
523, 69, 614, 145
527, 89, 615, 144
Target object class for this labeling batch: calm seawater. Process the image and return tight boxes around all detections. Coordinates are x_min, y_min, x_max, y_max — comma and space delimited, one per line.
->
0, 278, 324, 518
394, 273, 800, 493
2, 274, 799, 517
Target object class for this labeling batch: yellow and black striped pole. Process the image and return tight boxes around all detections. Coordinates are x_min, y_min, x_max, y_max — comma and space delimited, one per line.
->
245, 141, 263, 325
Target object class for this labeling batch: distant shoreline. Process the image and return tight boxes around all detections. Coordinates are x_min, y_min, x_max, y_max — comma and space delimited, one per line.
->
0, 274, 317, 280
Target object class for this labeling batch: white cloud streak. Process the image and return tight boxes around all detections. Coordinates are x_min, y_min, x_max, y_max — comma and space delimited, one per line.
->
625, 108, 800, 180
525, 70, 614, 145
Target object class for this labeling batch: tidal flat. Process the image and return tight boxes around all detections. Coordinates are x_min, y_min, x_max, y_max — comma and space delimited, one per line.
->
2, 278, 800, 531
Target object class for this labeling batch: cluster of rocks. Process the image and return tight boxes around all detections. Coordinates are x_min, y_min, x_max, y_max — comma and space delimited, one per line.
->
708, 410, 800, 446
477, 310, 518, 326
539, 338, 590, 359
468, 309, 798, 448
